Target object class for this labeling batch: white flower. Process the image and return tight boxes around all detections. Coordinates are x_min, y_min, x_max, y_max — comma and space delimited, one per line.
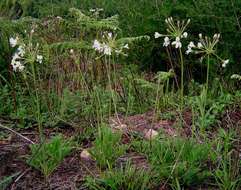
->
36, 55, 43, 63
17, 46, 25, 57
90, 8, 96, 12
31, 29, 35, 34
9, 37, 18, 47
93, 40, 102, 52
12, 53, 20, 61
93, 39, 112, 55
231, 74, 241, 80
188, 41, 195, 48
182, 32, 188, 38
163, 36, 170, 47
172, 37, 182, 49
18, 63, 25, 72
186, 41, 195, 54
222, 59, 229, 68
186, 48, 192, 55
107, 32, 113, 39
197, 42, 203, 48
154, 32, 162, 39
199, 33, 203, 39
123, 44, 129, 49
103, 44, 112, 55
11, 60, 24, 72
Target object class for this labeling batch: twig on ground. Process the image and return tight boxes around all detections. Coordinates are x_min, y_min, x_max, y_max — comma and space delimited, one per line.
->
0, 123, 35, 144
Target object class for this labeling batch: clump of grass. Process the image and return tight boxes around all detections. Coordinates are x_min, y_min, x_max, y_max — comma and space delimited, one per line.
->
132, 137, 213, 189
90, 124, 127, 169
85, 162, 157, 190
27, 135, 73, 178
213, 129, 241, 190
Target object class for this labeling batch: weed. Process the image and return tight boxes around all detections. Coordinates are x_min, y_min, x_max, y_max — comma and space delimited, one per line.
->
132, 137, 213, 188
85, 162, 157, 190
213, 129, 241, 190
90, 125, 127, 169
27, 135, 73, 178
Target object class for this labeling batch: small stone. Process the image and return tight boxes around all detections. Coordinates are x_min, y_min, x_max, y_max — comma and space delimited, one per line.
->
144, 129, 159, 140
80, 149, 91, 160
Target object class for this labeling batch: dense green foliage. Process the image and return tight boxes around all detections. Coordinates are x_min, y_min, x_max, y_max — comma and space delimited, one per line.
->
0, 0, 240, 73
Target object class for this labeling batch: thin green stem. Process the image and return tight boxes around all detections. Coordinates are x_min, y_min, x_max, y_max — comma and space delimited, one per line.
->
179, 48, 184, 110
30, 61, 43, 141
206, 55, 210, 92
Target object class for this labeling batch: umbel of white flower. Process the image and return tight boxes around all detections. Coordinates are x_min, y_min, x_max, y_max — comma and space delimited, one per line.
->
185, 33, 229, 68
93, 39, 112, 55
154, 17, 190, 49
11, 61, 24, 72
102, 44, 112, 55
10, 36, 25, 72
11, 52, 24, 72
92, 37, 129, 56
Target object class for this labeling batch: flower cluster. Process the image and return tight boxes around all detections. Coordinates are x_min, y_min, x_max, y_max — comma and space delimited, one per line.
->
9, 35, 44, 72
93, 39, 112, 55
155, 17, 190, 49
92, 32, 129, 56
185, 33, 229, 67
231, 74, 241, 81
9, 37, 25, 72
